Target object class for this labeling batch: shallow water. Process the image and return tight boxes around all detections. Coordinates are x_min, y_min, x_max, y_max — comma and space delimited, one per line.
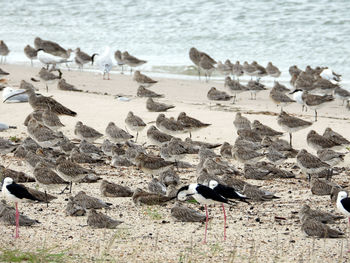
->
1, 0, 350, 80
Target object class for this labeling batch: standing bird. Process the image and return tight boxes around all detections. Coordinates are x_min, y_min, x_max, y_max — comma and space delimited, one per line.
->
55, 156, 91, 193
38, 67, 62, 92
74, 48, 97, 71
37, 49, 71, 70
1, 177, 40, 238
0, 40, 10, 64
302, 91, 334, 121
189, 47, 216, 80
24, 45, 37, 66
277, 111, 312, 147
177, 183, 235, 243
122, 51, 147, 74
177, 112, 211, 138
208, 180, 249, 240
125, 111, 146, 142
114, 50, 125, 73
199, 55, 215, 82
95, 46, 114, 80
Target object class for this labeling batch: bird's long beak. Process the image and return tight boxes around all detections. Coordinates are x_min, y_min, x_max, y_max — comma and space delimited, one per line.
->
3, 90, 27, 103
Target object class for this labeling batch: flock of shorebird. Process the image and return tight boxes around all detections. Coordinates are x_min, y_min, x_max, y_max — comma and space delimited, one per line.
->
1, 39, 350, 246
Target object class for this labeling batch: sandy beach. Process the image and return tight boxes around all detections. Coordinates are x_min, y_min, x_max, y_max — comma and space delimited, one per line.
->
1, 64, 350, 262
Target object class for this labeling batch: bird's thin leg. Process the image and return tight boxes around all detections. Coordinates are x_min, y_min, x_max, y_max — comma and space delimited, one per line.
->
45, 190, 48, 208
222, 204, 226, 241
108, 72, 110, 80
135, 132, 139, 143
69, 181, 72, 193
189, 132, 192, 139
348, 217, 350, 253
315, 110, 317, 122
197, 67, 201, 80
15, 202, 19, 238
46, 84, 48, 93
59, 184, 69, 194
203, 204, 208, 244
289, 133, 292, 147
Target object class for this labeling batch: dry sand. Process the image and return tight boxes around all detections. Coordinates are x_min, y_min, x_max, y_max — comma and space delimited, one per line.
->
0, 64, 350, 262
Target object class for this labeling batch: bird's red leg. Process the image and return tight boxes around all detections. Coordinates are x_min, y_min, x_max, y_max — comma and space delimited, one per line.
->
222, 204, 226, 241
348, 217, 350, 253
15, 202, 19, 238
203, 204, 208, 244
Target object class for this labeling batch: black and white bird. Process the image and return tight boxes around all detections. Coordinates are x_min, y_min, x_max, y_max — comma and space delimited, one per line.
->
337, 191, 350, 221
208, 180, 249, 240
177, 183, 235, 243
336, 191, 350, 251
1, 177, 40, 238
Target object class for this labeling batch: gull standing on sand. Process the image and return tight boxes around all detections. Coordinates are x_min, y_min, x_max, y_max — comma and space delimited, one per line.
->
1, 177, 40, 238
74, 48, 97, 70
95, 46, 114, 80
277, 111, 312, 147
133, 70, 157, 87
125, 111, 146, 142
0, 40, 10, 64
122, 51, 147, 74
24, 45, 37, 66
106, 122, 134, 143
74, 121, 103, 143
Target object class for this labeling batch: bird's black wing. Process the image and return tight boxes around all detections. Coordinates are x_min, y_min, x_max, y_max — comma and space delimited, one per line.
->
215, 184, 240, 199
6, 183, 39, 201
196, 184, 229, 204
341, 198, 350, 213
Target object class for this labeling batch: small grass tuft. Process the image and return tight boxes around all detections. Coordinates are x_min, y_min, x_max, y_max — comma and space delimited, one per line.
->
0, 247, 73, 263
144, 207, 163, 220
